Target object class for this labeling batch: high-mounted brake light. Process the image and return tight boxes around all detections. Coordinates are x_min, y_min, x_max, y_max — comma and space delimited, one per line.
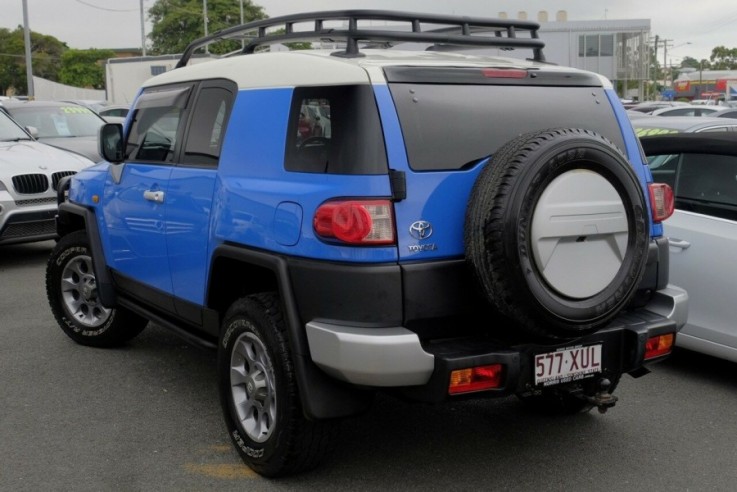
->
481, 68, 528, 79
648, 183, 675, 222
644, 333, 675, 360
449, 364, 505, 395
313, 199, 395, 245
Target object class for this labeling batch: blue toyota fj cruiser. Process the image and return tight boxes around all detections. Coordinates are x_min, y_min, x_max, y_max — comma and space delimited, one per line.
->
46, 11, 688, 477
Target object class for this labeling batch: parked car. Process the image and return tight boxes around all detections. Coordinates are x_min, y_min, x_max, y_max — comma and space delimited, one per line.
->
60, 99, 108, 113
0, 108, 93, 245
45, 10, 686, 477
628, 101, 689, 114
97, 104, 130, 119
640, 132, 737, 363
708, 107, 737, 119
650, 105, 722, 117
633, 115, 737, 136
0, 100, 107, 161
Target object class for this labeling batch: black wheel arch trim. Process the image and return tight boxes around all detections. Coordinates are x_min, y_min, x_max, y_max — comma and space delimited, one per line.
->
56, 202, 117, 308
210, 243, 374, 419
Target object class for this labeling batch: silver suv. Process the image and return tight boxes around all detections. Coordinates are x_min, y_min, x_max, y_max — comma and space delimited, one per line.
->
0, 109, 92, 245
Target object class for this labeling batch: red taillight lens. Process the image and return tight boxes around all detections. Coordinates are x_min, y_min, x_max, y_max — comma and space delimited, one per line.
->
481, 68, 528, 79
448, 364, 505, 395
644, 333, 675, 360
313, 199, 395, 245
648, 183, 675, 222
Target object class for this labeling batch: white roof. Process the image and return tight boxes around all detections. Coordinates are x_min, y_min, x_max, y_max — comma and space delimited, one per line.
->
142, 49, 598, 90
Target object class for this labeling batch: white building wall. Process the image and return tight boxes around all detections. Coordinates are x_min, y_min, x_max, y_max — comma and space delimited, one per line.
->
31, 76, 105, 102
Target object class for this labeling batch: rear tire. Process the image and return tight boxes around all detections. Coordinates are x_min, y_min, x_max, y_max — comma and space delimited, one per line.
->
218, 293, 338, 477
46, 230, 147, 347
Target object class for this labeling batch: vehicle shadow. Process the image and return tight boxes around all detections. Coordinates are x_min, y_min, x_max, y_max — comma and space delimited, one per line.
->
0, 240, 55, 266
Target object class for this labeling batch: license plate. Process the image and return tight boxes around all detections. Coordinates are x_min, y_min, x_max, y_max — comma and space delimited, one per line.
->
534, 344, 602, 386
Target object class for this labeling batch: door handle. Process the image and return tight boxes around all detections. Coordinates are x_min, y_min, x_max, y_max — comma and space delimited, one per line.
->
143, 190, 165, 204
668, 238, 690, 250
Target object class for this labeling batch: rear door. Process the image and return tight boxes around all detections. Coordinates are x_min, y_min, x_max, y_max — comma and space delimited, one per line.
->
663, 152, 737, 353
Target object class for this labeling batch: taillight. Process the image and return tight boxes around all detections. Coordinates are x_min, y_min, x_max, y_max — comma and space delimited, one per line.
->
648, 183, 675, 222
481, 68, 528, 79
644, 333, 675, 360
448, 364, 505, 395
313, 199, 395, 245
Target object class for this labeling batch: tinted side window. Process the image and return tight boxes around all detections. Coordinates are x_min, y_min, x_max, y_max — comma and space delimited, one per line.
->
284, 85, 387, 175
182, 83, 235, 168
675, 153, 737, 220
127, 85, 192, 163
647, 153, 679, 189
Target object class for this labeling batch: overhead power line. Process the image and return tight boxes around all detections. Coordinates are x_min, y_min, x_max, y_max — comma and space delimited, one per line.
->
74, 0, 139, 13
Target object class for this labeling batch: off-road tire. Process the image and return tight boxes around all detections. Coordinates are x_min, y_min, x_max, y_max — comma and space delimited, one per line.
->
218, 293, 338, 477
46, 230, 147, 347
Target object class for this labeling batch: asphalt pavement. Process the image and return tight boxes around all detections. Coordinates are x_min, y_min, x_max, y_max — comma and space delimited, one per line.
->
2, 240, 737, 491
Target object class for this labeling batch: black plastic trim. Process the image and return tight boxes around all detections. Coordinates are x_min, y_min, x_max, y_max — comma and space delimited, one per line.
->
211, 244, 375, 419
56, 202, 117, 308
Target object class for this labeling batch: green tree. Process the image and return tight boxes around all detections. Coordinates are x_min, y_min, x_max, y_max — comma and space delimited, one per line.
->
59, 49, 116, 89
148, 0, 267, 56
0, 27, 66, 95
710, 46, 737, 70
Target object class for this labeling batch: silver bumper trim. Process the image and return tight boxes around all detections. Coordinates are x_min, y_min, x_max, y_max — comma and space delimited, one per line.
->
643, 284, 689, 330
305, 322, 434, 387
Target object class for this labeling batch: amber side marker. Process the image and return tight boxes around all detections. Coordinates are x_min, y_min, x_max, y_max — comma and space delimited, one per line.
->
644, 333, 675, 360
449, 364, 505, 395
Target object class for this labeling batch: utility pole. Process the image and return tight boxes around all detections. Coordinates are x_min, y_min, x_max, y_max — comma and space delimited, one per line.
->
662, 39, 673, 91
140, 0, 147, 56
22, 0, 34, 99
203, 0, 209, 54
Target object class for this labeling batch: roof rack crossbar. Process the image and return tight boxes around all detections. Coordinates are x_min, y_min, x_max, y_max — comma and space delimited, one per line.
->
175, 9, 546, 68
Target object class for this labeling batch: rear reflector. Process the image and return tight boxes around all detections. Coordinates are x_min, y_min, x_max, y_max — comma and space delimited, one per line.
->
644, 333, 675, 360
648, 183, 675, 222
449, 364, 505, 395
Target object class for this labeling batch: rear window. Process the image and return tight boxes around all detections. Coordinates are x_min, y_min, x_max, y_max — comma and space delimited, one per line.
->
285, 85, 387, 175
388, 82, 626, 171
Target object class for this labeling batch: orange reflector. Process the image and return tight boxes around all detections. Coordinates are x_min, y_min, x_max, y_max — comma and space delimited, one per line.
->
644, 333, 675, 360
449, 364, 505, 395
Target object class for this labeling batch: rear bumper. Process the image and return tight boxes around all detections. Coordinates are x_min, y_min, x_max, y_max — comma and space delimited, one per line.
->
305, 284, 687, 400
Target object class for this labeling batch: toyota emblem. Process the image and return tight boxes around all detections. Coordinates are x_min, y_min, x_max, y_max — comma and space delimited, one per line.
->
409, 220, 433, 240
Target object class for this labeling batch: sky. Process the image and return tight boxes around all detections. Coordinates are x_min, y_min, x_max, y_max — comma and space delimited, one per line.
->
3, 0, 737, 64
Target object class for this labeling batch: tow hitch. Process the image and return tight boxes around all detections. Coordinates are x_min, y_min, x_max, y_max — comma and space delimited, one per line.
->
584, 378, 618, 414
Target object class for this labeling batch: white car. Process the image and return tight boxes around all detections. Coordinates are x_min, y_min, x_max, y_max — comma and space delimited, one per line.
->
650, 105, 722, 117
0, 110, 94, 245
641, 132, 737, 363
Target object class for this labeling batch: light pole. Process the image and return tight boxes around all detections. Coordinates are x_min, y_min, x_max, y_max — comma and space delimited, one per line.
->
140, 0, 147, 56
22, 0, 33, 99
203, 0, 209, 53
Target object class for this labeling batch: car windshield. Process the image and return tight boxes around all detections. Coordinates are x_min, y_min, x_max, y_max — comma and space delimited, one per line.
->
0, 111, 32, 141
7, 105, 104, 138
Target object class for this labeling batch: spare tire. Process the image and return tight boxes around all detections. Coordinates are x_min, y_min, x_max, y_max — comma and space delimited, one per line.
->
465, 128, 649, 340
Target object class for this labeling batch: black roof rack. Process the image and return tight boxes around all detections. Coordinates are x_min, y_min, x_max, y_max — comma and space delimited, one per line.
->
175, 10, 546, 68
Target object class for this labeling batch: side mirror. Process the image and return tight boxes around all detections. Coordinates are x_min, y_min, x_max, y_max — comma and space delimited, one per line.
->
99, 123, 124, 163
25, 125, 38, 138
